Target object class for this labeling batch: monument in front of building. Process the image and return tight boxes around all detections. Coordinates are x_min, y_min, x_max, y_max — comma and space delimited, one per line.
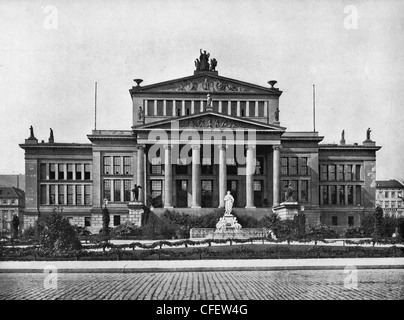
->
272, 183, 301, 220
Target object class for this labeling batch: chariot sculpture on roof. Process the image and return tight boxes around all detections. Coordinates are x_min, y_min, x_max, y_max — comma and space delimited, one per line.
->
195, 49, 217, 72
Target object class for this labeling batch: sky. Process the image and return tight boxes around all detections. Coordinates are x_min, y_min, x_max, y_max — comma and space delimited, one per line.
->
0, 0, 403, 181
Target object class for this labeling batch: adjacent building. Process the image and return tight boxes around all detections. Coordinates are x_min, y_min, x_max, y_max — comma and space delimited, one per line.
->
0, 187, 25, 237
19, 51, 381, 235
376, 179, 404, 217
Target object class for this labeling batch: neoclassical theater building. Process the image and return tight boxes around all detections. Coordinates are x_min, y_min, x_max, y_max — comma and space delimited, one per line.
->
20, 51, 381, 234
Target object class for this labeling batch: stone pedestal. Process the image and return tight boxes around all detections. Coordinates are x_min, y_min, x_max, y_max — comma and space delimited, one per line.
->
272, 202, 300, 220
127, 202, 144, 227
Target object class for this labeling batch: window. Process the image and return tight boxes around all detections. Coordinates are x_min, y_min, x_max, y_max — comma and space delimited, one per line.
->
332, 216, 338, 226
227, 158, 237, 175
166, 100, 173, 116
281, 158, 288, 175
113, 215, 121, 226
151, 157, 163, 174
157, 100, 164, 116
84, 185, 91, 205
40, 185, 46, 205
300, 158, 308, 175
253, 180, 262, 191
231, 101, 237, 116
391, 191, 396, 198
103, 157, 111, 174
58, 164, 64, 180
346, 165, 353, 181
67, 164, 73, 180
347, 185, 353, 205
50, 164, 56, 180
84, 217, 91, 227
76, 164, 82, 180
377, 191, 383, 199
355, 165, 361, 180
385, 191, 389, 198
124, 180, 131, 202
147, 100, 154, 115
50, 185, 56, 205
114, 180, 121, 202
339, 186, 345, 205
201, 157, 213, 174
290, 158, 298, 175
103, 180, 111, 202
76, 185, 82, 205
348, 216, 354, 227
330, 186, 337, 204
322, 186, 328, 205
337, 165, 344, 181
386, 201, 390, 208
356, 186, 362, 205
113, 157, 121, 175
301, 180, 309, 201
40, 164, 46, 180
258, 101, 265, 117
150, 180, 163, 200
84, 164, 91, 180
67, 185, 74, 205
123, 157, 132, 174
222, 101, 229, 115
391, 201, 396, 208
329, 165, 336, 181
321, 165, 328, 181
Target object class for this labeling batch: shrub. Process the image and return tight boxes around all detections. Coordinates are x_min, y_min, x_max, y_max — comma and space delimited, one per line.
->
361, 213, 375, 237
22, 225, 36, 238
39, 213, 82, 254
345, 227, 365, 238
110, 222, 141, 237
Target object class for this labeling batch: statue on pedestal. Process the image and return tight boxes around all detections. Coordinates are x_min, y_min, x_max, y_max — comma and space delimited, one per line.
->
366, 128, 371, 140
224, 191, 234, 215
131, 184, 142, 202
138, 106, 144, 121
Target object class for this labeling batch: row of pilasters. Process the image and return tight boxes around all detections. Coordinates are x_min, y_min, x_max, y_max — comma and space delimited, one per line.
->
136, 144, 282, 209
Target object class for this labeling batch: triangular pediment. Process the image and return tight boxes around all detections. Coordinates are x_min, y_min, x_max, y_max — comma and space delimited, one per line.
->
130, 73, 281, 95
133, 112, 286, 131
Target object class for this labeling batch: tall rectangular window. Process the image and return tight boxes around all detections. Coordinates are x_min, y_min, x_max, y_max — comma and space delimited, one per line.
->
329, 165, 336, 181
150, 158, 163, 174
330, 186, 337, 204
103, 181, 110, 202
281, 158, 288, 175
339, 186, 345, 205
356, 185, 362, 205
346, 165, 353, 181
151, 180, 162, 204
301, 180, 309, 201
348, 216, 354, 227
222, 101, 228, 115
58, 164, 64, 180
76, 185, 82, 205
67, 164, 73, 180
103, 157, 111, 174
291, 180, 298, 198
50, 164, 56, 180
231, 101, 237, 116
113, 157, 121, 175
67, 185, 74, 205
147, 100, 154, 115
157, 100, 164, 116
84, 185, 91, 205
124, 180, 131, 202
40, 164, 46, 180
258, 101, 265, 117
347, 185, 353, 205
355, 165, 361, 180
113, 215, 121, 226
337, 165, 344, 181
84, 217, 91, 227
84, 164, 91, 180
332, 216, 338, 226
58, 185, 65, 204
50, 185, 56, 204
76, 164, 82, 180
114, 180, 121, 202
290, 158, 298, 175
40, 185, 46, 205
166, 100, 173, 116
123, 157, 132, 175
320, 165, 328, 181
300, 158, 308, 175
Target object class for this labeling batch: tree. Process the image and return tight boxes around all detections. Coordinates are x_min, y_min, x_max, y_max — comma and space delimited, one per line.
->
39, 213, 82, 254
293, 213, 306, 239
101, 207, 110, 236
373, 206, 383, 238
11, 215, 19, 239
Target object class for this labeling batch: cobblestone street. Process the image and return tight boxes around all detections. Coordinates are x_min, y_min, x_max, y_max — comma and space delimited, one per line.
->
0, 269, 403, 300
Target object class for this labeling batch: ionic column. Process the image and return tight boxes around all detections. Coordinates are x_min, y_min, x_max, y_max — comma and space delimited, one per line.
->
191, 144, 201, 208
273, 145, 281, 206
245, 145, 256, 208
137, 146, 145, 203
218, 145, 227, 208
164, 145, 173, 208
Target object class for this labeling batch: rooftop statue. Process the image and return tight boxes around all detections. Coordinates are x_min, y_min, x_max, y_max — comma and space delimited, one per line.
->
366, 128, 371, 140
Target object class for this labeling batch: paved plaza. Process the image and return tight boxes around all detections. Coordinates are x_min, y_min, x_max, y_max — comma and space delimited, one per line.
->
0, 269, 403, 300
